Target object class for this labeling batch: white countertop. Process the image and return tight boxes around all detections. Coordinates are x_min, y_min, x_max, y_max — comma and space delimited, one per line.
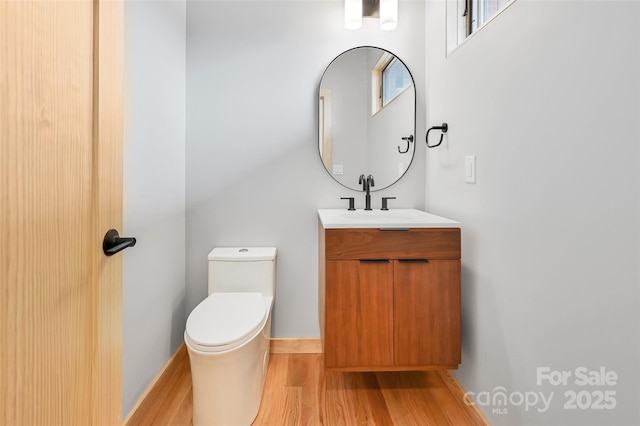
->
317, 209, 461, 229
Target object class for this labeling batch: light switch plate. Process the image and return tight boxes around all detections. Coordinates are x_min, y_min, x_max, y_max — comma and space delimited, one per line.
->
332, 164, 344, 175
465, 155, 476, 183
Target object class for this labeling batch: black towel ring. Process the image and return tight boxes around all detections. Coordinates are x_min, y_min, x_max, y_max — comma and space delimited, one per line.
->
426, 123, 448, 148
398, 135, 414, 154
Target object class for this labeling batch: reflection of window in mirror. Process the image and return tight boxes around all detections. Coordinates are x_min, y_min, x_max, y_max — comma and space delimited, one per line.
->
447, 0, 514, 54
371, 54, 411, 115
382, 59, 412, 106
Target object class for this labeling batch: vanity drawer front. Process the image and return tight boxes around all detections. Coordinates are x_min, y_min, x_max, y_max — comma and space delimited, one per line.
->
325, 228, 460, 260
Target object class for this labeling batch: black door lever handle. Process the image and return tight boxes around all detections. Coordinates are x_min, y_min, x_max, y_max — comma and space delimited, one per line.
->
103, 229, 136, 256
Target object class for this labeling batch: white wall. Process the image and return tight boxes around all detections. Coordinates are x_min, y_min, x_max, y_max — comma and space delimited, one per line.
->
123, 0, 186, 418
425, 1, 640, 424
186, 0, 426, 337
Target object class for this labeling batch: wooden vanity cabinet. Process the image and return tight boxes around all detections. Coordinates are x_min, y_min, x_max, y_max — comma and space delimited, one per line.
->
319, 226, 461, 371
393, 259, 461, 367
324, 260, 394, 368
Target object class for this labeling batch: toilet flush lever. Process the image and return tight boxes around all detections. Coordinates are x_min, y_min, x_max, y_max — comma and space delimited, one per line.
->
103, 229, 137, 256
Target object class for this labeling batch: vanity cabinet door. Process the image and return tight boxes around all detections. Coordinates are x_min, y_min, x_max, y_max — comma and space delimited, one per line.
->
324, 260, 394, 369
393, 260, 461, 367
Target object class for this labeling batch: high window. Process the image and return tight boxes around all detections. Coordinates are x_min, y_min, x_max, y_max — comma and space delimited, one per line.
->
447, 0, 515, 54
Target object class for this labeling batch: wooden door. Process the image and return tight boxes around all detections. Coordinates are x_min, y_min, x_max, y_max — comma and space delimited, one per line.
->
0, 0, 123, 424
324, 260, 393, 369
394, 260, 461, 367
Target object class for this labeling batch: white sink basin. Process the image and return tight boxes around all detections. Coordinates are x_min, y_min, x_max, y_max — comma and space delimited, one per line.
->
317, 208, 460, 229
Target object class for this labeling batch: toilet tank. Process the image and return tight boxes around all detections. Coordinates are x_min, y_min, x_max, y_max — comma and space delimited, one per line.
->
207, 247, 277, 297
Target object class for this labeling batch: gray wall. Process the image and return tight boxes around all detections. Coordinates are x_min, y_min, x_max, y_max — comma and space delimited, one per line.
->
425, 1, 640, 424
123, 0, 186, 418
186, 0, 426, 338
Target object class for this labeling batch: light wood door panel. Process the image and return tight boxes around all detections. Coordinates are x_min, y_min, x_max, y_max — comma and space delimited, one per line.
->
393, 260, 461, 367
0, 0, 123, 424
324, 261, 393, 368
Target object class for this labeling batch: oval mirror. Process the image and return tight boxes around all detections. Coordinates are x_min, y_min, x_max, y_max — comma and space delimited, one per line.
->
318, 46, 416, 191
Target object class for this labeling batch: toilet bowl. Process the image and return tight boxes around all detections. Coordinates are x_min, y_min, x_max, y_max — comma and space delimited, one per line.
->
185, 247, 276, 426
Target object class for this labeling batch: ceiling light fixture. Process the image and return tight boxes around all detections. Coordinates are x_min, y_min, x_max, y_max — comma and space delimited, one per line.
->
345, 0, 398, 31
344, 0, 363, 30
379, 0, 398, 31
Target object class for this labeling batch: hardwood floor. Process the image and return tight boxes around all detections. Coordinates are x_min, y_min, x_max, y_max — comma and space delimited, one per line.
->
126, 345, 489, 425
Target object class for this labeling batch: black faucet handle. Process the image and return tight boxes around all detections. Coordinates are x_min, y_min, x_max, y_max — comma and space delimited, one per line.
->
340, 197, 356, 211
381, 197, 396, 211
358, 174, 367, 192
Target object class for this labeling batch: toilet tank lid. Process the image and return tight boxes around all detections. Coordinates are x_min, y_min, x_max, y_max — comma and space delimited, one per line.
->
208, 247, 277, 261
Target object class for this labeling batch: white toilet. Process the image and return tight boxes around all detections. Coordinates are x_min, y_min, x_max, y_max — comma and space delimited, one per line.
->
184, 247, 276, 426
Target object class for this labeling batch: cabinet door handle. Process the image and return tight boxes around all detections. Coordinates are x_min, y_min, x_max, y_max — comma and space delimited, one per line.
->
398, 259, 429, 263
359, 259, 390, 263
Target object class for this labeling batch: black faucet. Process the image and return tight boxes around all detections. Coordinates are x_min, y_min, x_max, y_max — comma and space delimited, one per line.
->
358, 174, 375, 210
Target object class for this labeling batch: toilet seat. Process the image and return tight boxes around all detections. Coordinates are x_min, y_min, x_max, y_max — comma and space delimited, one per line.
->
185, 292, 269, 353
